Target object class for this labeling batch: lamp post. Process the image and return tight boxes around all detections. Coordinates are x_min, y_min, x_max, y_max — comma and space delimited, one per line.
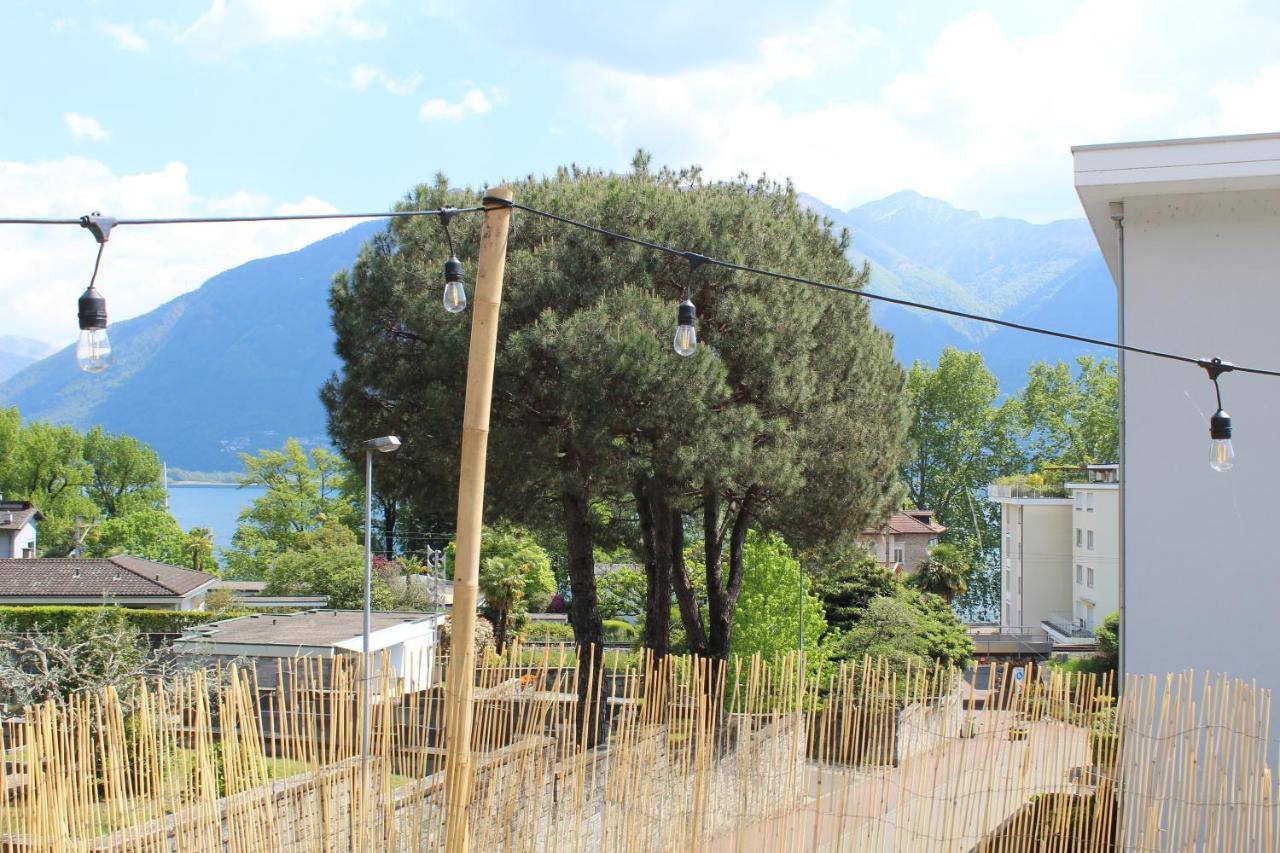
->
360, 434, 400, 845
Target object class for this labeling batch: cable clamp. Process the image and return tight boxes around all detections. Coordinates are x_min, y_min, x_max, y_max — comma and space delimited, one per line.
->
481, 194, 514, 209
1197, 358, 1235, 381
79, 213, 116, 244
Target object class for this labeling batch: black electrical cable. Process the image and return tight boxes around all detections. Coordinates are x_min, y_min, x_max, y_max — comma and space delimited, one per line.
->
0, 206, 484, 227
494, 197, 1280, 379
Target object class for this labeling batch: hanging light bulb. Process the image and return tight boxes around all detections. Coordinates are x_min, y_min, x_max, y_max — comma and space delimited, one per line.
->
1209, 409, 1234, 471
437, 206, 466, 313
674, 252, 708, 357
1199, 358, 1236, 473
76, 213, 116, 373
442, 256, 466, 313
76, 284, 111, 373
674, 299, 698, 356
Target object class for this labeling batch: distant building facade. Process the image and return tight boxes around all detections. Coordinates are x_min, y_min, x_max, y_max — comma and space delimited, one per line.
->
173, 609, 445, 692
860, 511, 946, 575
0, 555, 217, 610
989, 464, 1120, 639
0, 501, 41, 559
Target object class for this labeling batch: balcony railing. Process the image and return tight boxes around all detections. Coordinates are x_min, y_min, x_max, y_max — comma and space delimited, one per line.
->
1044, 612, 1096, 639
987, 482, 1068, 500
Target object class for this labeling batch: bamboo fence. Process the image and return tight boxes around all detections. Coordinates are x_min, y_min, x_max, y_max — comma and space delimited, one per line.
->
0, 648, 1275, 851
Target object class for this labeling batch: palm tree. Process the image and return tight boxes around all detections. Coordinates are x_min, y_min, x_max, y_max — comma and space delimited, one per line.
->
909, 543, 970, 604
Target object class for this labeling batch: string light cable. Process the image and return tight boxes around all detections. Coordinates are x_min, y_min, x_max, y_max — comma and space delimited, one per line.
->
4, 194, 1272, 468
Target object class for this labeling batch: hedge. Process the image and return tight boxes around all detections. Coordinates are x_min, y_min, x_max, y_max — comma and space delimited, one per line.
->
0, 606, 257, 635
522, 621, 575, 642
602, 619, 636, 642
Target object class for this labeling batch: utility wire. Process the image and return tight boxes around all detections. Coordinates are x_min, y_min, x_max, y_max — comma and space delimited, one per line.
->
7, 194, 1280, 377
495, 197, 1280, 379
0, 206, 484, 227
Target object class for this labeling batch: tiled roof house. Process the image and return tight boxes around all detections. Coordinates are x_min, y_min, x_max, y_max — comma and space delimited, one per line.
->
0, 555, 218, 610
859, 510, 947, 575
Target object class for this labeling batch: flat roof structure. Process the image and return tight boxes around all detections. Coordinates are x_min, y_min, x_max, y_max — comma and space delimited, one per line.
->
174, 608, 444, 656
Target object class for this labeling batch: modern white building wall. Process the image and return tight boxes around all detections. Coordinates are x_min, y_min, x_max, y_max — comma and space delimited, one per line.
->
990, 490, 1073, 629
1075, 132, 1280, 708
1065, 472, 1120, 631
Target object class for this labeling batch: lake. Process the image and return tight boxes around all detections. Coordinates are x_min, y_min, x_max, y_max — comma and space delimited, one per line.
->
167, 484, 267, 555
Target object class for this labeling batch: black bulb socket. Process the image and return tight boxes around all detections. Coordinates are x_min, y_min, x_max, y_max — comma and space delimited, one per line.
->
78, 284, 108, 331
444, 256, 464, 284
1210, 408, 1232, 440
677, 299, 696, 327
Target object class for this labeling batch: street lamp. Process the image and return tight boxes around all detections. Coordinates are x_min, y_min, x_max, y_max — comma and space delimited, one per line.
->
360, 434, 400, 843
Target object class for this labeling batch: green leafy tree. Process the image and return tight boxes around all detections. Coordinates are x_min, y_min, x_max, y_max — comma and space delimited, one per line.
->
724, 533, 828, 664
597, 567, 646, 622
184, 527, 217, 573
82, 426, 166, 517
446, 525, 554, 653
909, 542, 971, 603
806, 545, 899, 635
836, 589, 973, 672
1095, 610, 1120, 669
224, 439, 356, 578
262, 538, 395, 611
323, 161, 908, 741
1020, 357, 1118, 466
0, 413, 96, 555
86, 509, 190, 567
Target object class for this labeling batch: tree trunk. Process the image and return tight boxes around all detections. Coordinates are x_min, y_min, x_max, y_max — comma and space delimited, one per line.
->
706, 488, 757, 662
635, 478, 672, 660
671, 503, 709, 657
562, 488, 605, 748
382, 497, 397, 558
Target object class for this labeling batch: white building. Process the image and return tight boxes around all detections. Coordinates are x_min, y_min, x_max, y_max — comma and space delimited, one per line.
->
989, 464, 1120, 641
173, 609, 446, 693
1065, 464, 1120, 634
1074, 131, 1280, 694
0, 501, 41, 558
988, 483, 1072, 632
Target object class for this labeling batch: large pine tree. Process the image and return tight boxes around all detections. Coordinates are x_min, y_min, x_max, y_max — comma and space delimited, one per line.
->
323, 157, 909, 739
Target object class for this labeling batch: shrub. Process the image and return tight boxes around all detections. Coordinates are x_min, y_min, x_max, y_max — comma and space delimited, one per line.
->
602, 619, 636, 642
0, 605, 255, 635
522, 621, 576, 642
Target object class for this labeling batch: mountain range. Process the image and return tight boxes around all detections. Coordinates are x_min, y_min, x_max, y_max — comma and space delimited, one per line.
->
0, 192, 1116, 470
0, 336, 58, 384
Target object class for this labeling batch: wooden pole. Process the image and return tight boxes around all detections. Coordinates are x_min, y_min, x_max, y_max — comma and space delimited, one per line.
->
442, 186, 514, 853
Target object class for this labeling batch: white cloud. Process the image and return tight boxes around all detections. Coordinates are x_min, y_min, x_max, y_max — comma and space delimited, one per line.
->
64, 113, 110, 142
418, 89, 493, 122
0, 158, 350, 346
350, 64, 423, 96
567, 1, 1182, 222
1182, 64, 1280, 137
179, 0, 384, 52
102, 22, 148, 52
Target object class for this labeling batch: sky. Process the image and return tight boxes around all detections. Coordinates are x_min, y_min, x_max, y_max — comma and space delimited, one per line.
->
3, 0, 1280, 347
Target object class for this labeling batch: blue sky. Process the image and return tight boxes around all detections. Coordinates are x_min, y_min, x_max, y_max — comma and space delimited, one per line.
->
4, 0, 1280, 345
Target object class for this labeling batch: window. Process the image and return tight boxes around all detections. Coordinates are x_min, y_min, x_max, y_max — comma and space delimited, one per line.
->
1075, 493, 1083, 511
1087, 530, 1094, 550
1086, 493, 1095, 512
893, 546, 904, 564
1087, 567, 1095, 588
1005, 604, 1011, 625
1004, 570, 1010, 591
1076, 564, 1083, 584
1076, 528, 1083, 547
1016, 576, 1022, 594
1005, 533, 1011, 553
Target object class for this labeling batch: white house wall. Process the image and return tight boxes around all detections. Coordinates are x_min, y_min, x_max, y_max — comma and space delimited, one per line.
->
1122, 189, 1280, 693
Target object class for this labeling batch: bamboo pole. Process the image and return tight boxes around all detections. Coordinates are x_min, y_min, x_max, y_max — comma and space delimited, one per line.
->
442, 186, 514, 853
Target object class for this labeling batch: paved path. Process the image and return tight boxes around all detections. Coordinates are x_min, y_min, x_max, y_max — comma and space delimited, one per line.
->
702, 712, 1089, 852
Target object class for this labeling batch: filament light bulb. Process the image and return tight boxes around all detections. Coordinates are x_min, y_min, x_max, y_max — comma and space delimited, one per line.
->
76, 328, 112, 373
673, 299, 697, 357
442, 256, 466, 313
1209, 408, 1234, 472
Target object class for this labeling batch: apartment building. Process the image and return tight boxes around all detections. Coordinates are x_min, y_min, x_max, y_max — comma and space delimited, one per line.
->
1066, 464, 1119, 634
989, 464, 1119, 639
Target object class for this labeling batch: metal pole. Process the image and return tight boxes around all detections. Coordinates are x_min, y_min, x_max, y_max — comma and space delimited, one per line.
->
443, 188, 513, 853
361, 447, 373, 850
